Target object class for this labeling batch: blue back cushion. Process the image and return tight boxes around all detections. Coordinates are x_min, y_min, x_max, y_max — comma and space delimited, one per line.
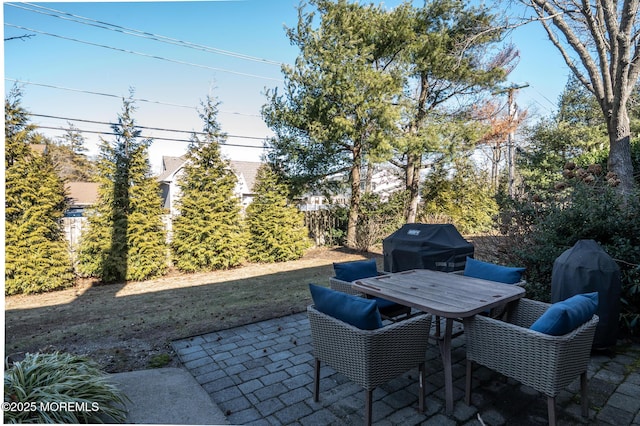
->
309, 284, 383, 330
464, 257, 525, 284
333, 259, 378, 282
530, 292, 599, 336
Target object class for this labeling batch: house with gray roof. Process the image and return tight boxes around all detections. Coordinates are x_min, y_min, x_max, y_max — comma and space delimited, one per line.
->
64, 181, 100, 217
157, 155, 262, 217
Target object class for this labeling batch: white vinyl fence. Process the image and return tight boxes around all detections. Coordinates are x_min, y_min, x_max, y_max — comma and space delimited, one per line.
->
61, 215, 174, 267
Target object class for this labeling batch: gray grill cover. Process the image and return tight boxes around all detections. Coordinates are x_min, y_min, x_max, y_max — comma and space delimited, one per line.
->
551, 239, 621, 348
383, 224, 474, 273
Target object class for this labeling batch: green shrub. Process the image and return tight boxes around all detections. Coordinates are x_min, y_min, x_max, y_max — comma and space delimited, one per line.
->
5, 91, 74, 294
77, 96, 167, 282
171, 97, 247, 271
499, 178, 640, 336
246, 164, 311, 262
4, 352, 128, 423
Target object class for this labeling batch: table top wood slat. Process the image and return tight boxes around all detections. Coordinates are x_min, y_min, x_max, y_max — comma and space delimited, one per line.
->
354, 269, 525, 318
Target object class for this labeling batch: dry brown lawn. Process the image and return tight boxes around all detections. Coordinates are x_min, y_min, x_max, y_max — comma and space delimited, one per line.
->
4, 247, 372, 372
5, 236, 499, 373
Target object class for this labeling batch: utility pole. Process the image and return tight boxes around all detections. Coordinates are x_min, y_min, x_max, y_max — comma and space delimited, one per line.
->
494, 83, 528, 198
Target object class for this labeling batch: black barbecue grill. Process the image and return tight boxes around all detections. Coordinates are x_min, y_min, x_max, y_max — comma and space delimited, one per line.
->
383, 224, 474, 273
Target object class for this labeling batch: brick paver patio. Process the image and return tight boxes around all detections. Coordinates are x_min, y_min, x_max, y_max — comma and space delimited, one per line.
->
173, 312, 640, 425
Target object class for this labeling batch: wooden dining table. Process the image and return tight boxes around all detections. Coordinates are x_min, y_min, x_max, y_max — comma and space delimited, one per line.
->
353, 269, 526, 415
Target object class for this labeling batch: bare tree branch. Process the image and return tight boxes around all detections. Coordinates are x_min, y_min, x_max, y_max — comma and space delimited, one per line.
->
534, 6, 600, 95
532, 0, 609, 100
4, 34, 35, 42
516, 0, 639, 192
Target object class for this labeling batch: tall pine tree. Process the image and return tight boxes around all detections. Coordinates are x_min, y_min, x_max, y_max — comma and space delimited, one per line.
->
171, 96, 247, 271
245, 164, 310, 262
5, 88, 74, 294
77, 95, 167, 282
49, 123, 95, 181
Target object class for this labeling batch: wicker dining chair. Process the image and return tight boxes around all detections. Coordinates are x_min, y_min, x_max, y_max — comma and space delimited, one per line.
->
463, 298, 599, 426
308, 305, 432, 426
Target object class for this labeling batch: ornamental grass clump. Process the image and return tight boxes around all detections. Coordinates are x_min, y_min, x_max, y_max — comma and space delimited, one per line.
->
4, 352, 128, 424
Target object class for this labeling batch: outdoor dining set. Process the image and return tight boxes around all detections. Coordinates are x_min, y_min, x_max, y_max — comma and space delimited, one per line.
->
307, 235, 601, 426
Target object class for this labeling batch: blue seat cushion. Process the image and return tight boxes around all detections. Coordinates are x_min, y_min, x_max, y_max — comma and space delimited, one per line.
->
530, 292, 599, 336
333, 259, 378, 282
463, 257, 525, 284
309, 284, 383, 330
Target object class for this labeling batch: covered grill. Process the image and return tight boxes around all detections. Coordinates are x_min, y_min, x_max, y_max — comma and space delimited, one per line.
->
551, 239, 621, 349
383, 224, 474, 273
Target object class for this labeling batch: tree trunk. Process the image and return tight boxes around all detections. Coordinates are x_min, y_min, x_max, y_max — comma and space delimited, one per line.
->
405, 72, 429, 223
346, 148, 362, 249
364, 160, 374, 193
526, 0, 638, 193
491, 145, 501, 189
607, 107, 635, 194
406, 152, 421, 223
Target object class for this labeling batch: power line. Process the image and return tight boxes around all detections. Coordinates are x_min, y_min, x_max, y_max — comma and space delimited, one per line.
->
530, 85, 558, 113
37, 125, 268, 148
28, 112, 270, 142
9, 2, 282, 66
6, 78, 193, 109
6, 78, 262, 118
4, 23, 284, 82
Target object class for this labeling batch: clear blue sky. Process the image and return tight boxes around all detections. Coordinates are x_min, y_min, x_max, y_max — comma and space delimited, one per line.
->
3, 0, 571, 173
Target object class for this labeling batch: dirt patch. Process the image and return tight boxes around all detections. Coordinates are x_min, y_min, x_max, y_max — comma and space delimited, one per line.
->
5, 247, 373, 373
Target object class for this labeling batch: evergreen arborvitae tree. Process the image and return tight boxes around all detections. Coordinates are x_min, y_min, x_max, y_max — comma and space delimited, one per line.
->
245, 164, 311, 262
5, 88, 74, 294
125, 135, 168, 280
171, 96, 247, 271
77, 95, 167, 282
